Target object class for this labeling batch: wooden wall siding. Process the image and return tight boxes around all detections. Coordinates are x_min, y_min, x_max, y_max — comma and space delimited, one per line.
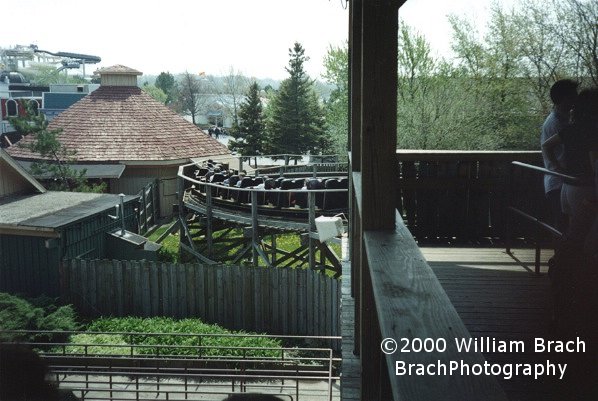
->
101, 75, 137, 87
61, 259, 341, 346
137, 181, 158, 235
0, 158, 30, 198
396, 152, 547, 241
61, 203, 138, 261
111, 167, 177, 218
0, 234, 60, 296
0, 203, 138, 297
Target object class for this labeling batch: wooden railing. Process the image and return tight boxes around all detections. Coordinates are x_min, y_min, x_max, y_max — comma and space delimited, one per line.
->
396, 150, 546, 242
350, 150, 553, 400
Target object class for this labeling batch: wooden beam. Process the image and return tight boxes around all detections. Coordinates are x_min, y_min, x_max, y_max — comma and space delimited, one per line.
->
363, 211, 508, 400
349, 0, 362, 171
360, 0, 398, 230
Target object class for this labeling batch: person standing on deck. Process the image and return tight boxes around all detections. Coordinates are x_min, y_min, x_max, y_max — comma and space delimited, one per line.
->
543, 87, 598, 243
540, 79, 579, 232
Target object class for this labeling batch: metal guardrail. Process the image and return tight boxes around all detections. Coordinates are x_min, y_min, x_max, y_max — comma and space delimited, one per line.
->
1, 330, 341, 401
506, 161, 580, 273
237, 154, 341, 170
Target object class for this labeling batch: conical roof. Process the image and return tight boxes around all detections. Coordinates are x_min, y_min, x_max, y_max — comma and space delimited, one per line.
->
8, 78, 230, 163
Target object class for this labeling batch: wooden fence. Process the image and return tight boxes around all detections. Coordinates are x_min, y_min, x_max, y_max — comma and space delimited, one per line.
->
137, 180, 158, 235
60, 259, 340, 340
396, 150, 546, 241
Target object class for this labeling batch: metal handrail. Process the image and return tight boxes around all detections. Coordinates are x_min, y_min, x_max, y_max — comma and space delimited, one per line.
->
511, 161, 583, 184
2, 330, 340, 401
507, 161, 568, 274
2, 329, 342, 341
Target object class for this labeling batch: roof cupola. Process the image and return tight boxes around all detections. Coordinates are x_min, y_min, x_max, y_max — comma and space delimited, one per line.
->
96, 65, 142, 87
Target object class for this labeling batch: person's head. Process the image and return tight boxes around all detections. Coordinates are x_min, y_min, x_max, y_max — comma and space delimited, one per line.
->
550, 79, 578, 110
571, 87, 598, 126
0, 344, 59, 400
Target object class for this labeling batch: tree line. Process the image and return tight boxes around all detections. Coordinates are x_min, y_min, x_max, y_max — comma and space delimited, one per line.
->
15, 0, 597, 166
323, 0, 598, 153
151, 42, 331, 156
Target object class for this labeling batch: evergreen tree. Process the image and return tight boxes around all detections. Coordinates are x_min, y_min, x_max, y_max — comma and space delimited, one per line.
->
229, 81, 265, 155
265, 42, 329, 155
155, 71, 176, 104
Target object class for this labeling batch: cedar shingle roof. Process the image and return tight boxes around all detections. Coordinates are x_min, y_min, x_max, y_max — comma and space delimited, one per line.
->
7, 86, 230, 163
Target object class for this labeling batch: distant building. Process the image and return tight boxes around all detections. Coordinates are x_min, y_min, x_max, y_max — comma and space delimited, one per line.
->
41, 83, 100, 121
7, 65, 232, 217
0, 71, 48, 146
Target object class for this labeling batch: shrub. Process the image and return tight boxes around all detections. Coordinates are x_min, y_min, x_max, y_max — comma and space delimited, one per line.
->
58, 333, 132, 355
84, 317, 282, 358
0, 293, 79, 343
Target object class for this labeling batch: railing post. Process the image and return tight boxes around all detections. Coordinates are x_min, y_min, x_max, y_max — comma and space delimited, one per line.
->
308, 191, 316, 271
206, 187, 213, 257
506, 162, 514, 254
251, 190, 259, 266
360, 254, 383, 400
535, 223, 542, 275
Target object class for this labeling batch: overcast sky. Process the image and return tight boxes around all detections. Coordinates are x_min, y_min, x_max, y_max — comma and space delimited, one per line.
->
2, 0, 516, 80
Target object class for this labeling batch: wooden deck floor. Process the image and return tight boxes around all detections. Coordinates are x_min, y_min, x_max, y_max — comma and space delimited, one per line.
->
341, 247, 597, 401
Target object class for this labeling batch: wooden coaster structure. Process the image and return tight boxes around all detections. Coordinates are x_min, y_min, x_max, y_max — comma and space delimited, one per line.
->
176, 161, 349, 277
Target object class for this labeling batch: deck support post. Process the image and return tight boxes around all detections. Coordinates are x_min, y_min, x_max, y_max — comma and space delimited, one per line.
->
251, 191, 259, 266
206, 188, 213, 257
352, 0, 399, 399
308, 191, 316, 270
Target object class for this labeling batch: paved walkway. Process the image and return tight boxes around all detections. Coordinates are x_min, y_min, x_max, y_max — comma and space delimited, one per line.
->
57, 375, 340, 401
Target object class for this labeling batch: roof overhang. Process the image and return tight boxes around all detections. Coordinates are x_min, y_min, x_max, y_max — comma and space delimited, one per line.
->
0, 224, 60, 238
17, 160, 126, 179
0, 149, 47, 193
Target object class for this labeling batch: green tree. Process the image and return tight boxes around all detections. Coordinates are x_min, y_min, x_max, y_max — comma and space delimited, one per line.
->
229, 81, 265, 155
142, 84, 168, 104
265, 42, 329, 155
552, 0, 598, 86
512, 0, 567, 115
448, 5, 542, 149
155, 71, 176, 104
322, 44, 349, 157
9, 101, 105, 192
395, 23, 498, 150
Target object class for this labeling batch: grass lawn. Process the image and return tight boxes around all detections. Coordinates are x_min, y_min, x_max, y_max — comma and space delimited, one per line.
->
146, 220, 342, 274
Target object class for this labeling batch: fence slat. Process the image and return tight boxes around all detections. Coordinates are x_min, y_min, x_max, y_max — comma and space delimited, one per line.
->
230, 265, 240, 329
60, 259, 340, 345
196, 264, 205, 318
161, 262, 170, 316
141, 262, 151, 317
243, 266, 253, 330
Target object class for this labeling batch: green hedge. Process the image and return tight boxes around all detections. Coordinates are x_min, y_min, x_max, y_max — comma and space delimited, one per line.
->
62, 317, 283, 358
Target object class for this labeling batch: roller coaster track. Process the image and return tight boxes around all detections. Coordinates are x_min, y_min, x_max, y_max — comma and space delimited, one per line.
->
176, 162, 348, 274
